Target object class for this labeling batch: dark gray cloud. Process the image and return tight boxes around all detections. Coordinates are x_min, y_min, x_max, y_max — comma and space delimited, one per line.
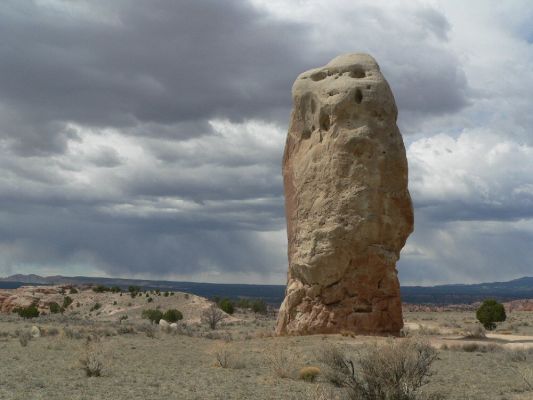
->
0, 0, 313, 154
0, 0, 469, 154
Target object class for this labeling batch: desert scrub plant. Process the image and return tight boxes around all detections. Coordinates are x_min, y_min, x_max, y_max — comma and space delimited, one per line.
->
117, 325, 136, 335
476, 299, 506, 330
44, 327, 60, 336
218, 298, 235, 315
506, 348, 528, 362
63, 327, 83, 340
49, 302, 61, 314
251, 299, 267, 314
464, 324, 486, 339
18, 330, 32, 347
14, 304, 40, 319
137, 323, 157, 338
417, 325, 441, 336
92, 285, 110, 293
128, 285, 141, 298
320, 338, 439, 400
163, 309, 183, 323
214, 345, 245, 369
267, 346, 298, 379
142, 309, 163, 324
299, 366, 320, 382
90, 303, 101, 312
202, 304, 226, 330
80, 343, 104, 377
447, 342, 502, 353
63, 296, 73, 309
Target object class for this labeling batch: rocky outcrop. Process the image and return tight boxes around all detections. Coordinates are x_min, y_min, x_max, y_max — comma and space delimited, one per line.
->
276, 54, 413, 336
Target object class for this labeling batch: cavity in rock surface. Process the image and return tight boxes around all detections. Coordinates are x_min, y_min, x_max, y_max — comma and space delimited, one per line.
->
276, 53, 414, 336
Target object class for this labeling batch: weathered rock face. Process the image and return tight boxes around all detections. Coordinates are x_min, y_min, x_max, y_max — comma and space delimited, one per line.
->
276, 54, 413, 336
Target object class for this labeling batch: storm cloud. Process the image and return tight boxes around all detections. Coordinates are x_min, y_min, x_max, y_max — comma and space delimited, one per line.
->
0, 0, 531, 284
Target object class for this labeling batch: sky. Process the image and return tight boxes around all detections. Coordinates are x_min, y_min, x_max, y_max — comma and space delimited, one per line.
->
0, 0, 532, 285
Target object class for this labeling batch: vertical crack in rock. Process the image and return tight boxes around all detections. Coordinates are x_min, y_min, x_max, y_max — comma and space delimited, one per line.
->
276, 53, 414, 336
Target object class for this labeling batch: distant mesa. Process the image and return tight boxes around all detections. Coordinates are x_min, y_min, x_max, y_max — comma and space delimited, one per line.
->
276, 53, 414, 336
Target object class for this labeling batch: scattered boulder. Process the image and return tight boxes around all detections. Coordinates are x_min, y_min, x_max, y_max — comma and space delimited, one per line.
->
276, 53, 413, 336
159, 319, 170, 328
31, 326, 41, 338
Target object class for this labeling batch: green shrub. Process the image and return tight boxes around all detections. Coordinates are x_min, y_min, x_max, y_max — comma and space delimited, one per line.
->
70, 287, 78, 294
90, 303, 102, 312
142, 309, 163, 324
476, 299, 506, 330
14, 305, 40, 319
92, 285, 110, 293
63, 296, 73, 309
164, 292, 169, 297
163, 309, 183, 323
219, 298, 234, 315
128, 286, 141, 298
110, 286, 121, 293
147, 297, 153, 303
236, 298, 251, 309
49, 302, 61, 314
251, 299, 267, 314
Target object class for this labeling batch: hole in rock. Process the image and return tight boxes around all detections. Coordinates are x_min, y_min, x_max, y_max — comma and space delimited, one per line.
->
349, 67, 366, 78
311, 99, 316, 113
310, 71, 327, 81
354, 88, 363, 104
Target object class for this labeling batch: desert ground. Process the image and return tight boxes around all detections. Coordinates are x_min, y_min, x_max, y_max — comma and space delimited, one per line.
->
1, 287, 533, 400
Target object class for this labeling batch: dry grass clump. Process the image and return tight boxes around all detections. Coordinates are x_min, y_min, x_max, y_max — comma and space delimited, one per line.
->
340, 330, 357, 338
299, 366, 320, 382
446, 342, 502, 353
213, 344, 245, 369
463, 325, 486, 339
63, 327, 84, 340
18, 330, 32, 347
320, 338, 440, 400
116, 325, 136, 335
255, 330, 274, 339
267, 346, 298, 379
505, 348, 531, 362
417, 325, 441, 336
137, 323, 157, 338
43, 327, 60, 336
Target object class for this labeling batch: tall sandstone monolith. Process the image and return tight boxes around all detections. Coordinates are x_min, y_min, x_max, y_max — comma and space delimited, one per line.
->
276, 54, 413, 336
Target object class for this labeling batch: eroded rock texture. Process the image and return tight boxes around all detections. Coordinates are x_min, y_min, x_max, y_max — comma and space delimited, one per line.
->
276, 54, 413, 336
